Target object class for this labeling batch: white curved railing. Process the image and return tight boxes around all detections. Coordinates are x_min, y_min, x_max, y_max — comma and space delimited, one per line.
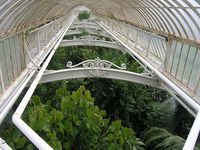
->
95, 16, 167, 62
25, 16, 71, 61
12, 15, 76, 150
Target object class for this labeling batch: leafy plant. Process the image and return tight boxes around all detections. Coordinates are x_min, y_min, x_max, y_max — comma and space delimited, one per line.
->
1, 86, 144, 150
145, 102, 174, 130
48, 46, 173, 134
78, 11, 91, 21
141, 127, 199, 150
101, 120, 145, 150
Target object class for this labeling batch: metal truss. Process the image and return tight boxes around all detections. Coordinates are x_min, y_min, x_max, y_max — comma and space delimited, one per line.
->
41, 68, 160, 88
60, 39, 125, 52
0, 5, 199, 149
40, 57, 161, 89
0, 1, 200, 149
8, 15, 200, 150
69, 24, 103, 31
66, 28, 111, 38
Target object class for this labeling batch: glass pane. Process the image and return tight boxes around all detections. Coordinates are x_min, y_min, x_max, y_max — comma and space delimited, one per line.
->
154, 38, 162, 58
196, 82, 200, 96
188, 49, 200, 90
166, 40, 177, 73
171, 42, 183, 77
182, 46, 196, 85
176, 44, 190, 81
0, 77, 2, 95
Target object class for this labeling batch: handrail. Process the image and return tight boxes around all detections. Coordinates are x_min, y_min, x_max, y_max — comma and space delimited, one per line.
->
94, 15, 167, 62
12, 14, 76, 150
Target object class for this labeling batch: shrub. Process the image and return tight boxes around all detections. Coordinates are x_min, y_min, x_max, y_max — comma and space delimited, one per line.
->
78, 11, 91, 20
1, 86, 144, 150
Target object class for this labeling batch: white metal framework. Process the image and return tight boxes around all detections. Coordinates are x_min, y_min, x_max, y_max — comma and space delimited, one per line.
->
40, 58, 161, 89
94, 18, 200, 150
60, 38, 125, 52
66, 28, 111, 38
0, 11, 78, 124
0, 1, 200, 150
1, 1, 200, 43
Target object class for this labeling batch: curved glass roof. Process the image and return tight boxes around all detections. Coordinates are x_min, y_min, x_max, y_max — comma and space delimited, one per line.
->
0, 0, 200, 43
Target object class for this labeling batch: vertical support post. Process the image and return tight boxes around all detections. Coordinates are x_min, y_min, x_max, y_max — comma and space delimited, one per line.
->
146, 36, 151, 58
108, 19, 110, 28
52, 25, 55, 37
125, 28, 130, 44
0, 65, 5, 93
45, 28, 48, 45
162, 35, 173, 71
59, 20, 62, 31
56, 21, 59, 33
195, 72, 200, 94
183, 112, 200, 150
49, 26, 52, 39
135, 30, 139, 48
37, 32, 40, 53
23, 32, 28, 66
112, 23, 115, 32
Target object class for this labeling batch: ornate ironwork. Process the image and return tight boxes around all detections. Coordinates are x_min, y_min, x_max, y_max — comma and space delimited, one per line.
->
66, 57, 126, 77
66, 57, 126, 70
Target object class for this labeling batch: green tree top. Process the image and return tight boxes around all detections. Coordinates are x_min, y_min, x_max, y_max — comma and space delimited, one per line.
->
78, 11, 91, 21
1, 86, 144, 150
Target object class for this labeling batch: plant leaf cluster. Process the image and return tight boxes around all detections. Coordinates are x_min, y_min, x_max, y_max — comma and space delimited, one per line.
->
78, 11, 91, 21
1, 86, 145, 150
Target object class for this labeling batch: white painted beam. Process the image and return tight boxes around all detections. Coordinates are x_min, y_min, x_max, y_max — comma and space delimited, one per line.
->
72, 22, 98, 27
60, 40, 125, 52
69, 24, 102, 30
65, 30, 111, 38
40, 68, 162, 89
0, 138, 12, 150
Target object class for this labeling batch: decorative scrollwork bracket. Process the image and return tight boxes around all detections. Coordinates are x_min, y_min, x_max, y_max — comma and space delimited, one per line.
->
66, 57, 126, 77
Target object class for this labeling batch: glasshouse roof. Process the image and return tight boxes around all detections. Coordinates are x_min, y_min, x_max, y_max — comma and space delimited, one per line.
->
1, 0, 200, 43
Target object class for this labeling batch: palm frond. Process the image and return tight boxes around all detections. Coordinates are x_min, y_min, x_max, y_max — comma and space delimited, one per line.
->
141, 127, 185, 150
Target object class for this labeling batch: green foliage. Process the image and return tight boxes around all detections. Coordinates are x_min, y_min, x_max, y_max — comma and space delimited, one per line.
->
145, 102, 174, 129
141, 127, 199, 150
101, 120, 145, 150
49, 46, 143, 73
78, 11, 91, 21
1, 86, 144, 149
48, 46, 173, 133
43, 44, 193, 149
141, 127, 183, 150
0, 125, 35, 150
173, 103, 194, 138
